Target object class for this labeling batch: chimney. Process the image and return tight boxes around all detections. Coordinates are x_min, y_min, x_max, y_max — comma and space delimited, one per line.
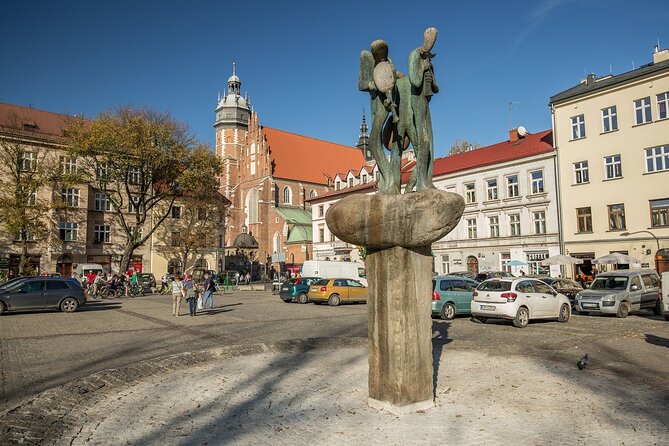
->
653, 47, 669, 64
509, 128, 519, 142
586, 73, 596, 85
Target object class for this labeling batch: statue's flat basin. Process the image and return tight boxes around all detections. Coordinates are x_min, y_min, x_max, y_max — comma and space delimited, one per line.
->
325, 189, 464, 249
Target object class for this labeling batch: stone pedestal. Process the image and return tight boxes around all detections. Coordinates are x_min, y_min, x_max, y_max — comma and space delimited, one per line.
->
326, 189, 464, 414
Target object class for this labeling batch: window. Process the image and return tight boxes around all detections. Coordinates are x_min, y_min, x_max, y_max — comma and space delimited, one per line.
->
334, 181, 340, 191
506, 175, 519, 198
128, 197, 141, 213
571, 114, 586, 139
128, 167, 141, 185
318, 225, 325, 243
20, 152, 36, 172
171, 231, 181, 246
608, 204, 626, 230
16, 230, 35, 241
533, 211, 546, 234
577, 207, 592, 232
440, 254, 449, 275
128, 226, 143, 243
330, 231, 335, 242
93, 224, 111, 243
362, 174, 368, 183
658, 92, 669, 120
60, 156, 77, 175
27, 192, 36, 206
650, 198, 669, 227
509, 214, 521, 236
309, 190, 317, 199
375, 171, 380, 181
96, 163, 109, 181
46, 281, 69, 291
94, 193, 111, 211
467, 218, 477, 239
601, 106, 618, 133
489, 216, 499, 238
604, 155, 622, 179
645, 145, 669, 173
529, 170, 544, 194
283, 186, 292, 204
61, 188, 80, 207
348, 178, 353, 187
634, 97, 652, 124
574, 161, 589, 184
486, 178, 498, 200
318, 205, 324, 217
59, 222, 78, 241
464, 182, 476, 204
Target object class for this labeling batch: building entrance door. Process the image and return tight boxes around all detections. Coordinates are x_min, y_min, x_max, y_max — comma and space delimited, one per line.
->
466, 256, 479, 274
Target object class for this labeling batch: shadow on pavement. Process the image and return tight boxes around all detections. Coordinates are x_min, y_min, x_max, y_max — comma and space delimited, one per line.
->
645, 333, 669, 348
431, 320, 451, 399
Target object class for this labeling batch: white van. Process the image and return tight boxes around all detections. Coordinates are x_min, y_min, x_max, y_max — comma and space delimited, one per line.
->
76, 263, 104, 278
662, 271, 669, 321
301, 260, 367, 286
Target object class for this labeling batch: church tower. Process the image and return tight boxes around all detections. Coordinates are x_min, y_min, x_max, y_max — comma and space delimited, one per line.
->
355, 110, 373, 162
214, 63, 252, 197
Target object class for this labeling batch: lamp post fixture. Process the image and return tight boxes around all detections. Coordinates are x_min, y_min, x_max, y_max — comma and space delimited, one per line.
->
619, 230, 660, 252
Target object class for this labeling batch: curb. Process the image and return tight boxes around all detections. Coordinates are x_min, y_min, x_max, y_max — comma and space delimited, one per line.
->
0, 337, 368, 446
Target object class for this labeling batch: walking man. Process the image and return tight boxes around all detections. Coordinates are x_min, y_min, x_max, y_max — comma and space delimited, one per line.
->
171, 275, 184, 317
202, 272, 215, 310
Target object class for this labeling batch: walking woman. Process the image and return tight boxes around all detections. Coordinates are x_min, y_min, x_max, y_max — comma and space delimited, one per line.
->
183, 275, 197, 317
171, 275, 184, 317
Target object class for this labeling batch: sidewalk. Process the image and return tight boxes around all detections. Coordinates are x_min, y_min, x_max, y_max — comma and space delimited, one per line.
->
44, 343, 668, 446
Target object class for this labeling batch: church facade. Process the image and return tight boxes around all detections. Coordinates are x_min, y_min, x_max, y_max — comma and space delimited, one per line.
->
215, 66, 367, 278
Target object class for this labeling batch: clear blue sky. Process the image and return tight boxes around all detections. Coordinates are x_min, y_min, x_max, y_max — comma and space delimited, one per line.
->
1, 0, 667, 158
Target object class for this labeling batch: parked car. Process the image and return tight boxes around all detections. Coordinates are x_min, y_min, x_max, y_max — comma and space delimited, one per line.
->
661, 271, 669, 321
432, 275, 478, 320
0, 277, 86, 315
475, 271, 514, 283
308, 278, 367, 306
574, 269, 661, 318
279, 277, 321, 304
471, 278, 571, 328
449, 271, 478, 281
546, 278, 583, 308
137, 273, 157, 292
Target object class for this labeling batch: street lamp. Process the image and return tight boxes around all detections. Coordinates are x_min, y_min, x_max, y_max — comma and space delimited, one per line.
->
619, 230, 660, 252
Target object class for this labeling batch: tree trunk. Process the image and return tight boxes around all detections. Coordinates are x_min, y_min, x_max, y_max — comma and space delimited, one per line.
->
119, 243, 136, 275
18, 238, 28, 275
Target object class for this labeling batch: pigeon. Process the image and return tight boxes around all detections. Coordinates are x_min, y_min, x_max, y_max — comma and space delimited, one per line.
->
577, 354, 589, 370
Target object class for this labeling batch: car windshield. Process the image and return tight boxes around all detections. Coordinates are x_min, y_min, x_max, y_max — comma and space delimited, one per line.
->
477, 280, 512, 292
590, 277, 628, 290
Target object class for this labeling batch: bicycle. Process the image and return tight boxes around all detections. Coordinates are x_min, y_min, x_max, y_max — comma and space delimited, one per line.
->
158, 282, 171, 295
126, 282, 145, 298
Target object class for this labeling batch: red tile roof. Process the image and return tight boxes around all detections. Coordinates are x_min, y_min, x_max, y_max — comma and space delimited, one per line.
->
433, 130, 554, 176
307, 181, 377, 202
0, 102, 73, 142
262, 127, 366, 185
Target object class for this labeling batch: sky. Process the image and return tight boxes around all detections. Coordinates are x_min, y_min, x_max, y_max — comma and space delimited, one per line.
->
1, 0, 668, 159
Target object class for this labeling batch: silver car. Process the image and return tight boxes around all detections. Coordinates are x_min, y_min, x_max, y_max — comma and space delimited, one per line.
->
575, 269, 661, 318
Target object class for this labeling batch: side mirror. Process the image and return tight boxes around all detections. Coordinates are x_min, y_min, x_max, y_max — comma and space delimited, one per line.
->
630, 284, 639, 291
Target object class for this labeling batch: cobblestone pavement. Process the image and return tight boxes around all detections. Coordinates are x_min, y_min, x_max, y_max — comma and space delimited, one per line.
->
1, 290, 668, 444
60, 346, 668, 446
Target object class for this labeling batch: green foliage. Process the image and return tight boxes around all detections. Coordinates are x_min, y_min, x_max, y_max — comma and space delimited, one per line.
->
449, 139, 481, 155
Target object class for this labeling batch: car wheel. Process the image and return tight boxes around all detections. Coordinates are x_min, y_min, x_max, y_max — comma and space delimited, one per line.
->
512, 307, 529, 328
60, 297, 79, 313
0, 301, 5, 315
297, 293, 309, 304
328, 294, 341, 306
616, 301, 630, 318
440, 303, 456, 320
652, 299, 661, 316
558, 303, 571, 323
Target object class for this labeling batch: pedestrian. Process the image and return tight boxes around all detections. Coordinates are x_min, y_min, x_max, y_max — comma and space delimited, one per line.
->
202, 272, 215, 310
171, 275, 184, 317
234, 271, 240, 286
183, 275, 197, 316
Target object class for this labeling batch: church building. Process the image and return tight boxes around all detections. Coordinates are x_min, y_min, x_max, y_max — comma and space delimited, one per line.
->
215, 65, 367, 278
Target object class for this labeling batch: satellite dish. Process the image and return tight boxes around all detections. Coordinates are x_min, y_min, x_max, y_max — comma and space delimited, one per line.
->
517, 126, 527, 137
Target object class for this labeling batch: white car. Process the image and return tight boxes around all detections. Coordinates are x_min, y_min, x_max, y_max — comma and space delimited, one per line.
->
471, 278, 572, 328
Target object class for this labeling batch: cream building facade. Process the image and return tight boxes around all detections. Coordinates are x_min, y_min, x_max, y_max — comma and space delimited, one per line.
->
549, 47, 669, 274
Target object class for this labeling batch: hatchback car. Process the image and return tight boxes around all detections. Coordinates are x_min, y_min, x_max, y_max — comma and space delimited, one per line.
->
308, 278, 367, 306
432, 275, 478, 320
474, 271, 514, 283
575, 269, 661, 318
137, 273, 157, 292
0, 277, 86, 315
471, 278, 571, 328
279, 277, 320, 304
546, 278, 583, 308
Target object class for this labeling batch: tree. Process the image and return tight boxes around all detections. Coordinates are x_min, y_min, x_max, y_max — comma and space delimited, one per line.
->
0, 113, 57, 274
449, 139, 481, 155
66, 107, 220, 273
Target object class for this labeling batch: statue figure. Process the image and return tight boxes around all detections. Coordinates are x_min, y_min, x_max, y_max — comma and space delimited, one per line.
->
359, 28, 439, 195
407, 28, 439, 191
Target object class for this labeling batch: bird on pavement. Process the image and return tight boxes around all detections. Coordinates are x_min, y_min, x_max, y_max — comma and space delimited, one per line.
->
577, 354, 589, 370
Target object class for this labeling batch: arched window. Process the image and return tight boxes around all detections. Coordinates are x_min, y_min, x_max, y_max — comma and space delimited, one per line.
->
194, 258, 208, 269
283, 186, 292, 204
245, 188, 259, 223
273, 232, 281, 253
168, 259, 183, 275
466, 256, 479, 274
273, 184, 279, 207
309, 190, 317, 199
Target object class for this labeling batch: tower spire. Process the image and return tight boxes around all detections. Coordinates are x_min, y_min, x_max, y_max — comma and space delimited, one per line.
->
356, 109, 372, 161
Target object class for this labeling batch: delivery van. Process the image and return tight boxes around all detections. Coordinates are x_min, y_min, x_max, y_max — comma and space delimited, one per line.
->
662, 271, 669, 321
301, 260, 367, 286
76, 263, 104, 278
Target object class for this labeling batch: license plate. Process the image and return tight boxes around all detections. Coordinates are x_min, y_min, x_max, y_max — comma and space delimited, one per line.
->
282, 287, 288, 291
582, 303, 598, 309
480, 305, 496, 311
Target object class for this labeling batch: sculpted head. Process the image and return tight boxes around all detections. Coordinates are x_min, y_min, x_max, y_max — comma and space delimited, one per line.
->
371, 39, 389, 64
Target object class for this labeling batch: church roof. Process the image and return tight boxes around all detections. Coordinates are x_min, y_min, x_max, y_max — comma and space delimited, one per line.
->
262, 127, 366, 185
